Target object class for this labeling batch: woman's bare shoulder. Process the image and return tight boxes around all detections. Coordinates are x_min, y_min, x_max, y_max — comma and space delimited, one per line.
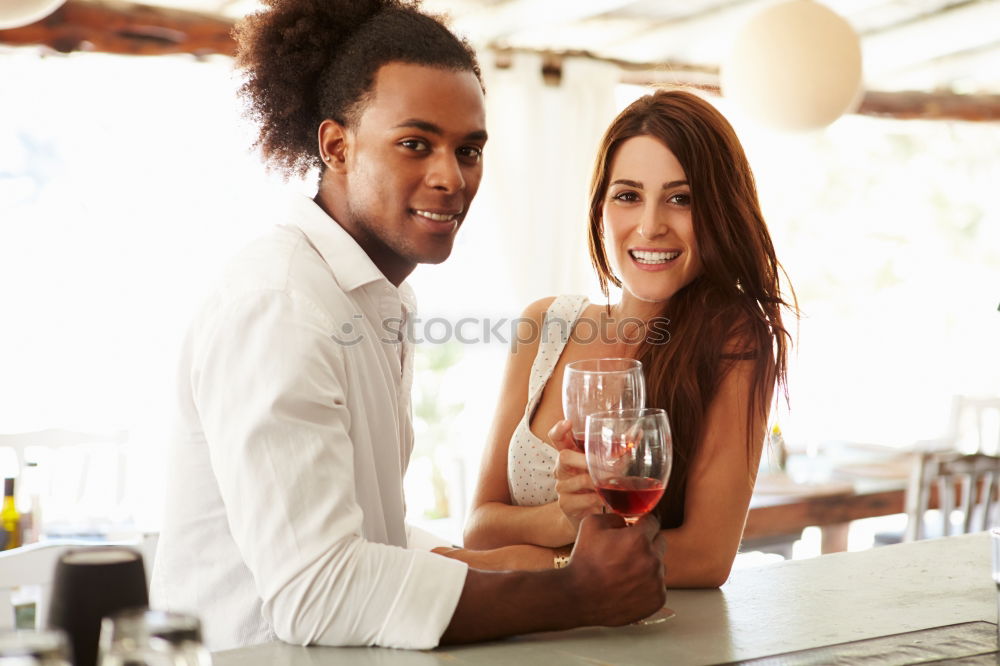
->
720, 311, 765, 360
508, 296, 558, 358
519, 296, 559, 322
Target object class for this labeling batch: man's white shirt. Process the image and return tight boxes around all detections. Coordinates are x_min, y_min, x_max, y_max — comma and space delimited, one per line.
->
151, 195, 467, 651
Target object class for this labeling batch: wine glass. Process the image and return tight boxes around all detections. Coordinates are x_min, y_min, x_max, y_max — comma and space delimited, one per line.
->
99, 609, 211, 666
562, 358, 645, 450
0, 628, 71, 665
585, 407, 674, 624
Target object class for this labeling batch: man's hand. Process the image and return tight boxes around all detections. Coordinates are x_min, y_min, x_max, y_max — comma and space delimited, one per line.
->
564, 513, 667, 626
441, 512, 668, 643
549, 419, 604, 533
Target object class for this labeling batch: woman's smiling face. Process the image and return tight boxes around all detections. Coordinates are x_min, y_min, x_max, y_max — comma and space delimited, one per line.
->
602, 134, 702, 305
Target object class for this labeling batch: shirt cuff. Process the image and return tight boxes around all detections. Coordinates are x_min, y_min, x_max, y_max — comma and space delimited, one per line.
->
377, 550, 468, 649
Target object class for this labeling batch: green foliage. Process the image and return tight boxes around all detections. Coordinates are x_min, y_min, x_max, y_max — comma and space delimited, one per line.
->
411, 342, 466, 519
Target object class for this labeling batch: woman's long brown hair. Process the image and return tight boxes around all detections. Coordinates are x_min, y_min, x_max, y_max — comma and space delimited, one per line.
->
587, 89, 795, 528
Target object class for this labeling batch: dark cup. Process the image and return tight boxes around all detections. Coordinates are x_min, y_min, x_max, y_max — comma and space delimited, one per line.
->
46, 547, 149, 666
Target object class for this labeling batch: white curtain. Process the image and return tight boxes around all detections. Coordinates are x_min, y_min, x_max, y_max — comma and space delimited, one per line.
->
475, 52, 621, 308
0, 54, 294, 527
0, 54, 288, 435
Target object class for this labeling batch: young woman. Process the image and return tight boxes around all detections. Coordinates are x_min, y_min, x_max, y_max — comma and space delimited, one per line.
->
464, 89, 795, 587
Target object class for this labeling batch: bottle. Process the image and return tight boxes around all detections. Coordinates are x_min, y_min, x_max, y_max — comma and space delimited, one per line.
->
21, 461, 43, 544
1, 477, 21, 550
770, 424, 788, 472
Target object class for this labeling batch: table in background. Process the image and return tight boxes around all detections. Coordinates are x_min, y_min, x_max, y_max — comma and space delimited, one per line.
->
745, 447, 915, 553
746, 475, 907, 553
213, 532, 995, 666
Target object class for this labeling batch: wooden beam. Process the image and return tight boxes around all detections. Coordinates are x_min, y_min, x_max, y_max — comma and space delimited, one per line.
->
0, 0, 235, 57
857, 90, 1000, 122
619, 61, 1000, 122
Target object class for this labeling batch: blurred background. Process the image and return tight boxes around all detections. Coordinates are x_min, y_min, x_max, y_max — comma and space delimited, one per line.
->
1, 0, 998, 550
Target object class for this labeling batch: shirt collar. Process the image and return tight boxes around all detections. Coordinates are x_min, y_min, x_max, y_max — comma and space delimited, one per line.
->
398, 281, 417, 318
289, 194, 411, 298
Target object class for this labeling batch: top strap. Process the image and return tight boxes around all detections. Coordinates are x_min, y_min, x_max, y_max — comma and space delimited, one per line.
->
525, 295, 589, 405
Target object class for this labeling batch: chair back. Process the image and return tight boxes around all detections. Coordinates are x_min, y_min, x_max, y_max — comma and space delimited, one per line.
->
904, 451, 1000, 541
949, 395, 1000, 455
0, 429, 132, 535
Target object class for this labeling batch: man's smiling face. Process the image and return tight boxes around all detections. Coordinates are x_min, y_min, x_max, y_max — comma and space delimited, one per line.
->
334, 62, 487, 283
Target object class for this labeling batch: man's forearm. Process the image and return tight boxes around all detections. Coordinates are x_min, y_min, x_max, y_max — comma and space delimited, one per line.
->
440, 567, 587, 643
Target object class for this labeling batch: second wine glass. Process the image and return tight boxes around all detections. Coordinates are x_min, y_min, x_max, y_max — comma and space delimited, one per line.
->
585, 407, 675, 624
584, 407, 672, 525
562, 358, 645, 450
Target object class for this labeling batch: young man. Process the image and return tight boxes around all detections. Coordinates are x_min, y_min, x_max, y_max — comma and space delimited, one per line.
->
151, 0, 666, 651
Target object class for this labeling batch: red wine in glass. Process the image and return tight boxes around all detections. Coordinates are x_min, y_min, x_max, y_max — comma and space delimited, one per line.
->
596, 476, 665, 523
585, 407, 674, 625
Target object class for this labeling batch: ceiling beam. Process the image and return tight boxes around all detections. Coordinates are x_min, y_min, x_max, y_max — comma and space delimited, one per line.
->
3, 1, 999, 123
856, 90, 1000, 122
861, 0, 1000, 78
615, 56, 1000, 122
0, 0, 234, 56
593, 0, 766, 64
450, 0, 639, 45
620, 56, 1000, 120
868, 40, 1000, 93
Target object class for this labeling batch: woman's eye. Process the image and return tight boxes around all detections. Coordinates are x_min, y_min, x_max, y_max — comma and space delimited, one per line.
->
668, 192, 692, 206
612, 191, 640, 203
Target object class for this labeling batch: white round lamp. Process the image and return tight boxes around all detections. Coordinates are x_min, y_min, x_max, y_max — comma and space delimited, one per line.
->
720, 0, 863, 131
0, 0, 67, 29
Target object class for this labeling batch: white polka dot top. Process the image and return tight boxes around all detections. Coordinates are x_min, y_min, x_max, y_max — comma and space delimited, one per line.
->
507, 294, 589, 507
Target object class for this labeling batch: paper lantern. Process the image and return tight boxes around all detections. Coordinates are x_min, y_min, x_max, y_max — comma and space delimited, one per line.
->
0, 0, 66, 29
721, 0, 863, 131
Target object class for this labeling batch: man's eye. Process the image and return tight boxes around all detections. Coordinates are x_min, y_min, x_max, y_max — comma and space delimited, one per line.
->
458, 146, 483, 163
400, 139, 429, 151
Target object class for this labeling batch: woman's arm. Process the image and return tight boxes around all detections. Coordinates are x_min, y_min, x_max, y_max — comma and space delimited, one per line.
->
660, 352, 770, 588
431, 543, 559, 571
463, 298, 578, 550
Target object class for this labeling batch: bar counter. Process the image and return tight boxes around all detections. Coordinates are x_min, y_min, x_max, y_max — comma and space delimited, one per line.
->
214, 533, 994, 665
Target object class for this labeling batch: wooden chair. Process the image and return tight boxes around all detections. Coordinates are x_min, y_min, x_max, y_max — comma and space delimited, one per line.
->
949, 395, 1000, 455
871, 395, 1000, 546
902, 451, 1000, 541
0, 429, 132, 535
